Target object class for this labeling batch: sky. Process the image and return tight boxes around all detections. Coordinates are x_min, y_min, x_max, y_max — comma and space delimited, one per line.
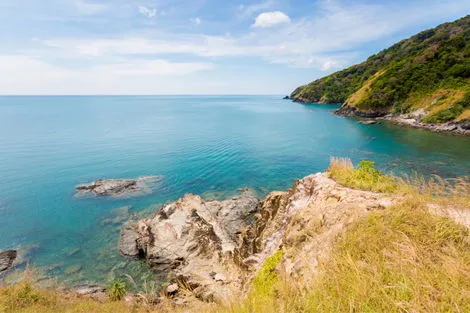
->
0, 0, 469, 95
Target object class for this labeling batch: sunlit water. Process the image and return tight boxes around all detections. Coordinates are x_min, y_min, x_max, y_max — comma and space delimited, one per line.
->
0, 96, 469, 288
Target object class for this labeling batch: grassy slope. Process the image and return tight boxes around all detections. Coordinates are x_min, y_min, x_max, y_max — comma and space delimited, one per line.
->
1, 160, 469, 313
291, 15, 470, 123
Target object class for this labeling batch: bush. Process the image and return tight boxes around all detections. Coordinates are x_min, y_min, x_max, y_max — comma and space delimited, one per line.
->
108, 279, 127, 301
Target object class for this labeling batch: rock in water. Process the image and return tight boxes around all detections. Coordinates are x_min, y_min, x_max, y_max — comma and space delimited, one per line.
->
358, 120, 379, 125
0, 250, 17, 272
76, 176, 162, 197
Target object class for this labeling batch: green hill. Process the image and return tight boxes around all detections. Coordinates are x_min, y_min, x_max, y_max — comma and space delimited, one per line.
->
290, 15, 470, 126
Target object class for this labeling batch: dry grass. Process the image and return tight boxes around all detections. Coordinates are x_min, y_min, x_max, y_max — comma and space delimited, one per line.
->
304, 199, 470, 313
327, 157, 470, 208
0, 281, 148, 313
456, 108, 470, 121
346, 70, 386, 107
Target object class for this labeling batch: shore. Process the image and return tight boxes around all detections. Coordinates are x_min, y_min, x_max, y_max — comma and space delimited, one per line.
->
328, 101, 470, 135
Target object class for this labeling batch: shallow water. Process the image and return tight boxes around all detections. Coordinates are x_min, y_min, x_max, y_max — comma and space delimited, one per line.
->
0, 95, 469, 287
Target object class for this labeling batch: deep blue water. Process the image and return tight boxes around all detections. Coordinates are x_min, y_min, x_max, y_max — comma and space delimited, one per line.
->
0, 95, 469, 287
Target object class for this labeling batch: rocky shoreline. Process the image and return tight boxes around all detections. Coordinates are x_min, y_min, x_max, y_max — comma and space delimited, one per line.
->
335, 105, 470, 135
287, 96, 470, 135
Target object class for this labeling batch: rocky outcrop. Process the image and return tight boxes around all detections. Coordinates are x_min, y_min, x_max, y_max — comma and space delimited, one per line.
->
120, 189, 259, 302
76, 176, 163, 197
335, 105, 387, 118
119, 174, 398, 304
335, 105, 470, 135
380, 114, 470, 135
0, 250, 17, 273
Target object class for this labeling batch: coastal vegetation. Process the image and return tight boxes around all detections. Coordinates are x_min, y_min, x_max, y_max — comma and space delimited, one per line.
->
1, 158, 469, 312
291, 15, 470, 127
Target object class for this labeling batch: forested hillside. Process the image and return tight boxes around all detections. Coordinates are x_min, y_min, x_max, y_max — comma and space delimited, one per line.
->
291, 15, 470, 125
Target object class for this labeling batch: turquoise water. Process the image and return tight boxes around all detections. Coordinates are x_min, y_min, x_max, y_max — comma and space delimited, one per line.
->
0, 96, 469, 287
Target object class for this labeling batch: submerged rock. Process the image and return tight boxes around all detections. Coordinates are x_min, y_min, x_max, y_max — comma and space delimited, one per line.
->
0, 250, 17, 273
358, 120, 379, 125
64, 264, 82, 274
76, 176, 162, 197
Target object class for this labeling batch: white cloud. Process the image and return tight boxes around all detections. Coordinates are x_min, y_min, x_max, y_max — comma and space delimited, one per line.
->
139, 6, 158, 18
43, 0, 470, 70
252, 11, 291, 28
191, 17, 201, 25
74, 0, 107, 15
0, 55, 214, 94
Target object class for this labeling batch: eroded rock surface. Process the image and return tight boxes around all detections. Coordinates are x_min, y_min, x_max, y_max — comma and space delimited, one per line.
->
0, 250, 17, 273
120, 174, 399, 304
120, 189, 259, 301
76, 176, 162, 197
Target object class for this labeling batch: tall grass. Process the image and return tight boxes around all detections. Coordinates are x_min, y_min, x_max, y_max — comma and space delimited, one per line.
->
305, 199, 470, 312
328, 157, 470, 207
327, 157, 402, 193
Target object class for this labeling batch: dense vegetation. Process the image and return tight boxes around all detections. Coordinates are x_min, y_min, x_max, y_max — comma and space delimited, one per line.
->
291, 15, 470, 123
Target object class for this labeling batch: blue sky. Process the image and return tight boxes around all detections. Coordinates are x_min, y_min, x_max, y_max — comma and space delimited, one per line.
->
0, 0, 469, 95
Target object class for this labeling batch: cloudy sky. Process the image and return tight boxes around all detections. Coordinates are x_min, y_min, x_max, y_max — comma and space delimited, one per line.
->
1, 0, 469, 95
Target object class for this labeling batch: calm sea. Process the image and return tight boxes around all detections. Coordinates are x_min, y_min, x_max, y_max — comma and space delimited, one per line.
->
0, 95, 469, 287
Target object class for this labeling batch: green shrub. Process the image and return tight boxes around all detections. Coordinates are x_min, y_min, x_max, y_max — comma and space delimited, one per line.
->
251, 249, 284, 298
328, 158, 401, 193
108, 279, 127, 301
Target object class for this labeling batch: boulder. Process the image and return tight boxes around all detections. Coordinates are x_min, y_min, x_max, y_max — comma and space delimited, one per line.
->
119, 189, 259, 301
76, 176, 162, 197
0, 250, 17, 273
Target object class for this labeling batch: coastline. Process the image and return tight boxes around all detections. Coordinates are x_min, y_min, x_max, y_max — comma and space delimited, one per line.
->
287, 97, 470, 136
334, 104, 470, 136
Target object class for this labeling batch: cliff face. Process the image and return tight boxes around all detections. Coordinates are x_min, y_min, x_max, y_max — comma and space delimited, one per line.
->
119, 173, 398, 304
291, 15, 470, 132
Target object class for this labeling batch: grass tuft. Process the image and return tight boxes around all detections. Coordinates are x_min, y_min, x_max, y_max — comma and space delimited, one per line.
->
327, 157, 402, 193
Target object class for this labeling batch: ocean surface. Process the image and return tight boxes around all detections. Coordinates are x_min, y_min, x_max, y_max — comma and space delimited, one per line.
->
0, 95, 469, 288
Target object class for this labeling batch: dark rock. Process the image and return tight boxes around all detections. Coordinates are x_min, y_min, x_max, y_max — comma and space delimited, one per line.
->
335, 105, 386, 118
76, 176, 162, 197
282, 96, 290, 100
0, 250, 17, 273
459, 120, 470, 130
